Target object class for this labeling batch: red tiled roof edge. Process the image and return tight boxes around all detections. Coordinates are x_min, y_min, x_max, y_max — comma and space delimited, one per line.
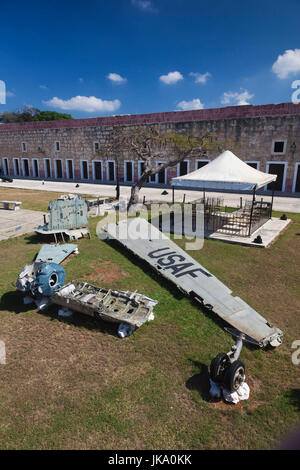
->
1, 102, 300, 132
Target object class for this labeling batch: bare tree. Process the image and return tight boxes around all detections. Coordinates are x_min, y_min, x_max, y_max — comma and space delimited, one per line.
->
100, 125, 221, 208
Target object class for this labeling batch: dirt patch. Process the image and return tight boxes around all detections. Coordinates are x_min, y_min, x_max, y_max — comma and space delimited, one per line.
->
87, 261, 129, 283
209, 374, 262, 411
60, 252, 77, 266
210, 398, 244, 411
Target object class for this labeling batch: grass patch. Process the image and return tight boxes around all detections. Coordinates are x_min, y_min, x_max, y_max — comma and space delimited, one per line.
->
0, 187, 99, 212
0, 189, 299, 449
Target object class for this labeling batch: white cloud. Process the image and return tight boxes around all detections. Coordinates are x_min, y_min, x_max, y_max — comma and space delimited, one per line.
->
159, 71, 183, 85
190, 72, 211, 84
177, 98, 204, 111
39, 85, 48, 90
0, 89, 14, 103
131, 0, 155, 12
107, 73, 127, 84
272, 49, 300, 79
44, 95, 121, 113
221, 89, 254, 106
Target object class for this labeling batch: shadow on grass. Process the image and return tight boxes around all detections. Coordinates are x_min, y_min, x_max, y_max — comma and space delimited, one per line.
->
284, 389, 300, 412
185, 359, 212, 402
53, 310, 120, 338
0, 290, 33, 314
24, 233, 58, 245
0, 290, 120, 338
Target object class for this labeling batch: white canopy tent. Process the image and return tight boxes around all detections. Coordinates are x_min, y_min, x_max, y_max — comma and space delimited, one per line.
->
171, 150, 277, 191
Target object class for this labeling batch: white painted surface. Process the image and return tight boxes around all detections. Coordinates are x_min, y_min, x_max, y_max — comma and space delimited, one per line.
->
172, 151, 277, 190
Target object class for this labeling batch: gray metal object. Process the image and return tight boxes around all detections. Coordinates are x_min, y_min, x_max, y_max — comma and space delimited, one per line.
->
52, 281, 157, 332
36, 244, 78, 264
224, 328, 259, 362
102, 218, 283, 347
36, 194, 89, 240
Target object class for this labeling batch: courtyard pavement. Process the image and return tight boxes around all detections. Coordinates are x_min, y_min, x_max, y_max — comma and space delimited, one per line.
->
1, 178, 300, 213
0, 208, 45, 241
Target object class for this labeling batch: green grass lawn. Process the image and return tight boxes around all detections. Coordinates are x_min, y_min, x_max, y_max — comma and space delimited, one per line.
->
0, 188, 299, 449
0, 187, 102, 212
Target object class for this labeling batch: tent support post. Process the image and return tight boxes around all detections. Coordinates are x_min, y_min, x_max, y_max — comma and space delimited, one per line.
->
172, 186, 175, 204
248, 186, 256, 237
271, 190, 274, 216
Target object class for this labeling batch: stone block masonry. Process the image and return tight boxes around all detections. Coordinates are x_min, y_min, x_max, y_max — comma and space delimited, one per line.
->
1, 102, 300, 193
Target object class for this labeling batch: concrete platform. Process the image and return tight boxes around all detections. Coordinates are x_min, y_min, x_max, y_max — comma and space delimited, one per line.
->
0, 208, 45, 241
207, 217, 292, 248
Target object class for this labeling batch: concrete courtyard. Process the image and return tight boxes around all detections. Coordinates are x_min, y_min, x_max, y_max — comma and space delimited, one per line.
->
0, 207, 45, 241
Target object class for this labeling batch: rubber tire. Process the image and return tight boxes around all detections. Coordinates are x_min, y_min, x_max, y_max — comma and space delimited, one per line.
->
224, 360, 245, 393
210, 353, 229, 383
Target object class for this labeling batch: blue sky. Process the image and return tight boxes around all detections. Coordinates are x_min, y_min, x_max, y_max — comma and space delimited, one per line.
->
1, 0, 300, 118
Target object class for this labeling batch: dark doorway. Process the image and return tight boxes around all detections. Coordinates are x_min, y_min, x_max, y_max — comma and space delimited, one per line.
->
45, 159, 51, 178
3, 158, 9, 175
94, 161, 102, 180
179, 161, 188, 176
139, 161, 145, 178
23, 159, 29, 177
157, 163, 166, 184
125, 161, 133, 182
294, 165, 300, 193
267, 163, 285, 191
67, 160, 73, 179
33, 159, 39, 177
108, 161, 115, 181
14, 159, 20, 176
55, 160, 63, 179
81, 161, 88, 179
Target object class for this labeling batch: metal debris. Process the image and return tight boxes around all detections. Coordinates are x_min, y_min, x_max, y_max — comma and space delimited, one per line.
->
36, 194, 89, 241
35, 244, 78, 264
52, 281, 157, 332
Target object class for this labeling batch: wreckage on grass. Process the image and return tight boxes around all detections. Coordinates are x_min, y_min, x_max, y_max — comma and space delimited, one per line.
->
101, 217, 283, 348
16, 243, 157, 337
16, 243, 77, 310
52, 281, 157, 337
36, 194, 90, 241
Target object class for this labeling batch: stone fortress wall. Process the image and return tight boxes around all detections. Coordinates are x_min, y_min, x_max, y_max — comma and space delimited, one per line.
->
1, 102, 300, 192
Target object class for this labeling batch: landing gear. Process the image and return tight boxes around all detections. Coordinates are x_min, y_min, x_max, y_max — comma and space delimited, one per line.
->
224, 360, 246, 392
209, 328, 256, 393
210, 353, 229, 383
